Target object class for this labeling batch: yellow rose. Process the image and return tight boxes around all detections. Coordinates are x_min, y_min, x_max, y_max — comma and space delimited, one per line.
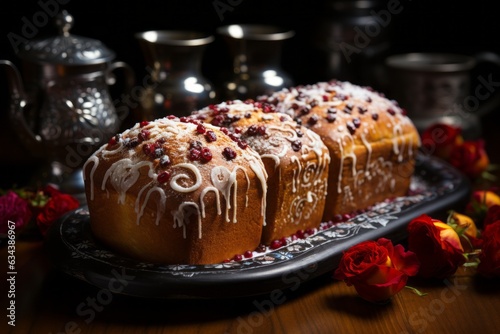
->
449, 211, 478, 238
448, 211, 479, 252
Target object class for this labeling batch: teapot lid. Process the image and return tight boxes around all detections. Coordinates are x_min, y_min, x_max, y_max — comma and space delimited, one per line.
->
18, 10, 115, 65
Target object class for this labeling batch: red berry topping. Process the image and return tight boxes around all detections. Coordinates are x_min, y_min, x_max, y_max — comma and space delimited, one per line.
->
205, 130, 217, 142
142, 143, 154, 156
222, 147, 237, 160
270, 239, 282, 250
228, 133, 239, 142
140, 121, 149, 127
346, 122, 356, 134
333, 214, 343, 222
188, 148, 201, 161
156, 137, 166, 145
322, 95, 329, 102
243, 250, 253, 258
153, 147, 164, 158
387, 108, 396, 116
189, 140, 203, 151
159, 155, 171, 167
326, 114, 336, 123
307, 115, 319, 126
200, 147, 213, 163
138, 129, 150, 142
291, 140, 302, 152
255, 244, 266, 253
237, 140, 248, 149
233, 254, 243, 261
353, 118, 361, 128
107, 136, 117, 147
157, 171, 171, 184
246, 124, 258, 136
300, 107, 310, 115
125, 137, 139, 148
196, 124, 206, 134
372, 113, 379, 121
295, 229, 305, 239
263, 104, 275, 113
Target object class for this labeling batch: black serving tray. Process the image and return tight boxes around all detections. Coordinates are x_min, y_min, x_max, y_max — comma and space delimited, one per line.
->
46, 154, 471, 299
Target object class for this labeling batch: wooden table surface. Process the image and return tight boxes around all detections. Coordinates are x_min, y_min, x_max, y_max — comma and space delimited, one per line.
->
2, 112, 500, 334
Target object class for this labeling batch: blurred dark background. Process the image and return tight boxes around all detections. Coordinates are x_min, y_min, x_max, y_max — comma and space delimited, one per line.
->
1, 0, 500, 188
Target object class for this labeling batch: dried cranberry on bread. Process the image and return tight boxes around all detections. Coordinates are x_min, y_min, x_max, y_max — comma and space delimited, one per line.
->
191, 100, 330, 244
260, 80, 421, 221
83, 117, 268, 265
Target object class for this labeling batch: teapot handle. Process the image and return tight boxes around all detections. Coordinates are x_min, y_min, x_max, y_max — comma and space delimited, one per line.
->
106, 61, 136, 120
472, 51, 500, 118
1, 60, 44, 154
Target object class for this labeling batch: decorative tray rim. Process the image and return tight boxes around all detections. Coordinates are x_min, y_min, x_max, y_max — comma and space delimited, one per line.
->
46, 154, 471, 299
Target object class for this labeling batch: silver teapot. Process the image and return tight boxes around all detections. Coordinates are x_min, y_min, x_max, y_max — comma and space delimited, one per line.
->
1, 11, 134, 202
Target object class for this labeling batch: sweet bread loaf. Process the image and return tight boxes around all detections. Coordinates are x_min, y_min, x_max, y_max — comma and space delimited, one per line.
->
83, 117, 268, 265
191, 100, 330, 244
259, 80, 421, 221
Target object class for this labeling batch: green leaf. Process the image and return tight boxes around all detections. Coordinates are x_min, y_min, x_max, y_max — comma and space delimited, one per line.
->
405, 285, 428, 297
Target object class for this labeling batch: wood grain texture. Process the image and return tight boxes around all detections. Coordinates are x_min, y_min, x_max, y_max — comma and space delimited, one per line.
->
2, 240, 500, 334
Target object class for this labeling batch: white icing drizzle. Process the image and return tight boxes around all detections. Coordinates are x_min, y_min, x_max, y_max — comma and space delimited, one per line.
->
265, 80, 419, 211
290, 156, 301, 193
210, 165, 251, 223
83, 155, 99, 201
360, 132, 373, 173
172, 202, 202, 238
170, 163, 203, 193
247, 156, 268, 225
85, 116, 268, 242
136, 186, 166, 226
261, 154, 281, 170
102, 159, 154, 204
200, 186, 222, 218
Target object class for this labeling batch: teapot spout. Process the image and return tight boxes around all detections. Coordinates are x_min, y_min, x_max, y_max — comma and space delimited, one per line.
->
1, 59, 44, 154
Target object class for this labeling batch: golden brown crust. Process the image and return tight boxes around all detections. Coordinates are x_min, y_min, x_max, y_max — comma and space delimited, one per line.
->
83, 117, 268, 264
191, 100, 330, 243
259, 80, 421, 220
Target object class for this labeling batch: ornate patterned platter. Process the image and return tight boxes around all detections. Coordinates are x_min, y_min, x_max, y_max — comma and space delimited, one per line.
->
46, 154, 470, 298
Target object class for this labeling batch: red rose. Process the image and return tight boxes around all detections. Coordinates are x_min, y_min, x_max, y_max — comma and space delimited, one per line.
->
484, 205, 500, 228
477, 221, 500, 278
466, 190, 500, 227
408, 214, 466, 279
334, 238, 420, 303
36, 193, 80, 236
0, 191, 32, 234
449, 139, 490, 179
421, 123, 463, 160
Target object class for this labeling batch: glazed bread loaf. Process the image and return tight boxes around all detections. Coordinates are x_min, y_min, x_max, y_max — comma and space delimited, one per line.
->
83, 117, 268, 265
259, 80, 421, 221
191, 100, 331, 244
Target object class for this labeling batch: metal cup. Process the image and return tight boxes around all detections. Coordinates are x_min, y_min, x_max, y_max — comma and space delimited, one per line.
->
385, 52, 500, 138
